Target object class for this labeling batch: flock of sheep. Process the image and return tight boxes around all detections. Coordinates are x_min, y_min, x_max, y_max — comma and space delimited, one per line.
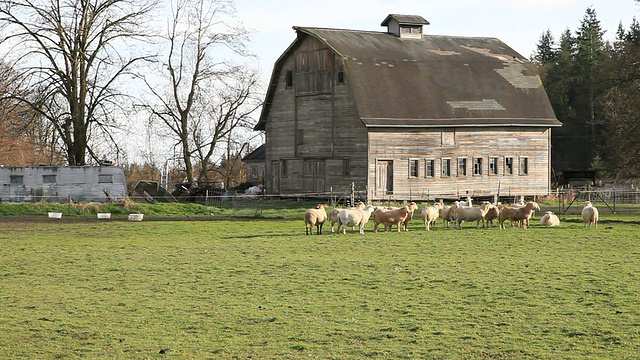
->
304, 198, 600, 235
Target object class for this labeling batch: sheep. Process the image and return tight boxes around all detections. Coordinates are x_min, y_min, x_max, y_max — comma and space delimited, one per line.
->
439, 202, 458, 228
373, 205, 411, 233
421, 202, 443, 231
402, 202, 419, 231
458, 196, 473, 208
454, 201, 492, 229
329, 202, 365, 233
305, 204, 328, 235
581, 201, 599, 229
372, 202, 418, 231
539, 211, 560, 227
482, 203, 500, 228
337, 204, 376, 234
498, 201, 540, 229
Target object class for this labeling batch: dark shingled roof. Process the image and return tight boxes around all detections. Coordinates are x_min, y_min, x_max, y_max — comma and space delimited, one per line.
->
256, 25, 561, 131
241, 144, 265, 162
381, 14, 430, 26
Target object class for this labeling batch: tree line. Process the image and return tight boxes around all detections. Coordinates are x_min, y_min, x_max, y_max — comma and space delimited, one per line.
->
532, 6, 640, 182
0, 0, 262, 190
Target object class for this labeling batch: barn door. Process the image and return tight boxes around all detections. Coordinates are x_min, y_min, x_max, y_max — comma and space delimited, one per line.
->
376, 160, 393, 196
271, 161, 280, 194
304, 160, 325, 193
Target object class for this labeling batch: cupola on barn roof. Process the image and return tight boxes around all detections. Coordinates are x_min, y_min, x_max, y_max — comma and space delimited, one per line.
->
381, 14, 430, 38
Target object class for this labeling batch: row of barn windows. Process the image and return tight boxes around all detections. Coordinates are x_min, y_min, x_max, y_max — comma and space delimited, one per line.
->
408, 156, 529, 178
278, 159, 350, 178
8, 174, 114, 185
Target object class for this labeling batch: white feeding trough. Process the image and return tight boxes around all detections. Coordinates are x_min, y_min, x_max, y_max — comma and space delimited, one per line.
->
97, 212, 112, 219
128, 213, 144, 222
48, 212, 63, 219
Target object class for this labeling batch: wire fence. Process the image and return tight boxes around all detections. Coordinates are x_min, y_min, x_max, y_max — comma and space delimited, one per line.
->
3, 184, 640, 216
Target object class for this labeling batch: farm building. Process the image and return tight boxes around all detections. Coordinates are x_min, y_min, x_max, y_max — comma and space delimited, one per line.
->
241, 144, 266, 186
254, 14, 562, 200
0, 166, 127, 203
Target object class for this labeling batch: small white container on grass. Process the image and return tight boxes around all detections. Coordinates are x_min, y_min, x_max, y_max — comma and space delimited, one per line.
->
128, 213, 144, 221
48, 212, 63, 219
97, 213, 112, 219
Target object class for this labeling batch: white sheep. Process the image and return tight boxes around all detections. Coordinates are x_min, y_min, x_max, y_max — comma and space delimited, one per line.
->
421, 202, 443, 231
329, 202, 364, 232
454, 201, 491, 229
458, 196, 473, 208
581, 201, 599, 229
337, 204, 376, 234
305, 204, 328, 235
539, 211, 560, 227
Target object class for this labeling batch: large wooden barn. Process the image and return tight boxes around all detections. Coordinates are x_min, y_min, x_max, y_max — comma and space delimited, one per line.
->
254, 14, 562, 201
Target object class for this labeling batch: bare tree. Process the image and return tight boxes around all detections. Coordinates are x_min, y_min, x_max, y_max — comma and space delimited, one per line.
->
138, 0, 262, 183
0, 61, 64, 165
0, 0, 158, 165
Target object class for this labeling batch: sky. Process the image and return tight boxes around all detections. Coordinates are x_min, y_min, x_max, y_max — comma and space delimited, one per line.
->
124, 0, 640, 164
235, 0, 640, 86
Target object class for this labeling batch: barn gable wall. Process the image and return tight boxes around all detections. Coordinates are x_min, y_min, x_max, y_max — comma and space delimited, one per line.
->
368, 128, 551, 200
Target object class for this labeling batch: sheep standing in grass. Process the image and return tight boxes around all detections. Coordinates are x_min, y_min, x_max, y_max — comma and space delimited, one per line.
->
483, 203, 500, 228
337, 204, 376, 234
401, 202, 419, 231
421, 202, 443, 231
329, 202, 364, 233
454, 201, 491, 229
539, 211, 560, 227
581, 201, 599, 229
373, 205, 411, 233
305, 204, 328, 235
440, 202, 459, 228
498, 201, 540, 229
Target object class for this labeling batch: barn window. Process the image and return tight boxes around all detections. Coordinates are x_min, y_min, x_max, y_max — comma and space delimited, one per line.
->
519, 157, 529, 175
281, 160, 288, 177
337, 71, 345, 84
473, 158, 483, 176
285, 70, 293, 88
505, 157, 514, 175
442, 159, 451, 177
10, 175, 23, 184
441, 131, 455, 146
343, 159, 350, 176
98, 174, 113, 183
296, 129, 304, 145
42, 175, 56, 184
425, 159, 435, 178
457, 158, 467, 177
489, 157, 498, 175
409, 159, 419, 178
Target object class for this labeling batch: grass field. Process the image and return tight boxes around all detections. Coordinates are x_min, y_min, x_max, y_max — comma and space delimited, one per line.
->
1, 209, 639, 359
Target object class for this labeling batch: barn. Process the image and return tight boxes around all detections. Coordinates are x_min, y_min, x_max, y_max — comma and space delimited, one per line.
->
254, 14, 562, 201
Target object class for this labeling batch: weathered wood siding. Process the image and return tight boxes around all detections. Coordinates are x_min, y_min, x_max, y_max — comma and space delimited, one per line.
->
263, 36, 368, 195
368, 128, 552, 200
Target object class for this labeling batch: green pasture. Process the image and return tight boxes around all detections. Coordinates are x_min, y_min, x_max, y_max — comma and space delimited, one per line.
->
1, 209, 639, 359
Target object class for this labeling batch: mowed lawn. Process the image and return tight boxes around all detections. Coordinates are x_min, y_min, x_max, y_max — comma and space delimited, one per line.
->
1, 214, 639, 359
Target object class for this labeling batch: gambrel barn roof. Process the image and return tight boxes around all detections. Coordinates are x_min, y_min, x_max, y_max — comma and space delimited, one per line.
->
256, 15, 561, 130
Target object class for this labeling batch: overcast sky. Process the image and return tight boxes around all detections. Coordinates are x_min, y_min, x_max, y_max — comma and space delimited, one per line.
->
235, 0, 640, 85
